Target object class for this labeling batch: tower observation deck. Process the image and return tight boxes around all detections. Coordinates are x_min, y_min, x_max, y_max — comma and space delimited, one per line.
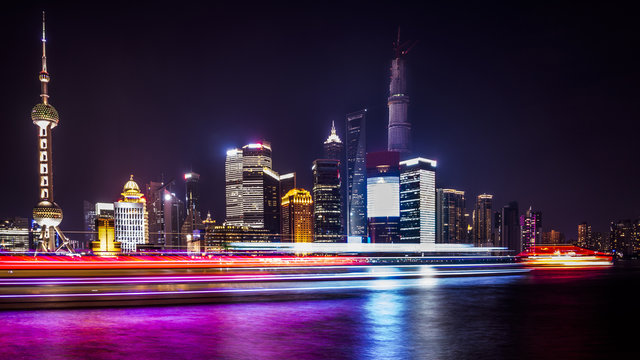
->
31, 12, 73, 253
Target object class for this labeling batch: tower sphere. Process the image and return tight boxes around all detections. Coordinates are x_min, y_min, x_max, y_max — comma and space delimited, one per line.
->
31, 103, 59, 127
33, 200, 63, 227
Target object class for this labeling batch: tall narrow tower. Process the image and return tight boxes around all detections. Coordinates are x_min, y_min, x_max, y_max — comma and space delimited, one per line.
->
31, 12, 72, 253
387, 28, 414, 155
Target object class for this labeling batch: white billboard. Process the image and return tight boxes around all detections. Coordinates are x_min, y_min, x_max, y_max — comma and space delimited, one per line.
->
367, 176, 400, 218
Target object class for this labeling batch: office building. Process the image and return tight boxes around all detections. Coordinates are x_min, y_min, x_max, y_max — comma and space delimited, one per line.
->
577, 222, 592, 249
542, 230, 565, 245
387, 30, 412, 154
91, 217, 121, 256
114, 175, 149, 252
367, 151, 400, 243
182, 172, 205, 249
501, 202, 520, 251
242, 142, 273, 229
279, 172, 296, 199
474, 194, 493, 247
435, 189, 465, 244
346, 109, 367, 238
281, 189, 314, 243
225, 148, 244, 226
313, 159, 342, 242
520, 207, 542, 251
400, 157, 436, 244
610, 219, 640, 258
0, 217, 30, 252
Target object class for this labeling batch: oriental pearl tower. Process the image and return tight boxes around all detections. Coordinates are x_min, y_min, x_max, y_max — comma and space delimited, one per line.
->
31, 12, 73, 253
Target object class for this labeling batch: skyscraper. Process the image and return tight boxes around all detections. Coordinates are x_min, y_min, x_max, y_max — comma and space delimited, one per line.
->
387, 30, 413, 155
312, 159, 342, 242
436, 189, 465, 244
225, 148, 243, 226
520, 207, 542, 251
367, 151, 400, 243
501, 201, 520, 251
242, 142, 273, 229
609, 219, 640, 258
281, 189, 314, 243
262, 167, 281, 234
181, 172, 204, 250
474, 194, 493, 247
577, 222, 592, 249
114, 175, 149, 252
162, 189, 185, 250
83, 200, 97, 246
323, 121, 344, 160
31, 13, 72, 253
399, 158, 437, 244
346, 110, 367, 238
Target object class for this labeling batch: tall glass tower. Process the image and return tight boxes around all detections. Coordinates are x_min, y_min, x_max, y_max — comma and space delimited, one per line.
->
346, 110, 367, 238
31, 12, 72, 253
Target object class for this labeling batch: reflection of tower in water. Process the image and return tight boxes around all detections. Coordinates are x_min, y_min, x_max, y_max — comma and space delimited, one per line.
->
31, 12, 73, 253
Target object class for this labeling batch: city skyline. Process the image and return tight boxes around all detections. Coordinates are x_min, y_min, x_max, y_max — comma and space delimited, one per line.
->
1, 3, 638, 238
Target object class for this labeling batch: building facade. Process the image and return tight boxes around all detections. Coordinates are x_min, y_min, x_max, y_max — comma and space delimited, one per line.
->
520, 207, 542, 251
114, 176, 149, 252
312, 159, 342, 242
474, 194, 493, 247
610, 219, 640, 258
281, 189, 314, 243
501, 201, 520, 251
367, 151, 400, 243
346, 110, 367, 238
225, 148, 244, 226
435, 188, 465, 244
400, 158, 437, 244
242, 142, 273, 229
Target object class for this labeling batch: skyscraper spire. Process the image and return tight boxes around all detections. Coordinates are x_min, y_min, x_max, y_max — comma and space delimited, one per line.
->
387, 28, 416, 155
39, 11, 50, 105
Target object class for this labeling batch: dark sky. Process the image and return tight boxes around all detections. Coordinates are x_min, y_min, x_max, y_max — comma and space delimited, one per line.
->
1, 1, 638, 238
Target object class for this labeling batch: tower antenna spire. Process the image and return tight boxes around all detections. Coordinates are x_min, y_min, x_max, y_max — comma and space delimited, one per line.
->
39, 10, 50, 104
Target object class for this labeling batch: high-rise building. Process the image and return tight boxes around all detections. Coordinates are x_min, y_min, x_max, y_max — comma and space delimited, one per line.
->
520, 207, 542, 251
399, 158, 436, 244
312, 159, 342, 242
31, 13, 71, 253
281, 189, 314, 243
163, 189, 185, 250
324, 121, 344, 160
346, 109, 367, 238
114, 175, 149, 252
577, 222, 592, 249
225, 148, 244, 226
181, 172, 204, 251
474, 194, 493, 247
367, 151, 400, 243
387, 30, 413, 155
501, 202, 520, 251
242, 142, 273, 229
146, 181, 165, 245
609, 219, 640, 258
436, 189, 465, 244
262, 167, 281, 234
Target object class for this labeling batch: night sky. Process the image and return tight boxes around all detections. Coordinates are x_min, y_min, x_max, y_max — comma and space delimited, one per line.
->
1, 1, 638, 238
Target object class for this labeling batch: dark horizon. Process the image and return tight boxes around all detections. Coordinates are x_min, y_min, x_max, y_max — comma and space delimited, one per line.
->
1, 1, 638, 238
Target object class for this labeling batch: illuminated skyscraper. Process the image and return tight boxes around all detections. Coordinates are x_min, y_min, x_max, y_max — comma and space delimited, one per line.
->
609, 219, 640, 258
436, 188, 465, 244
162, 189, 185, 250
312, 159, 342, 242
346, 110, 367, 238
324, 121, 344, 161
91, 217, 121, 256
242, 142, 273, 228
281, 189, 314, 243
31, 13, 72, 253
367, 151, 400, 243
577, 222, 592, 248
520, 207, 541, 251
387, 30, 413, 155
225, 148, 244, 226
399, 158, 437, 244
114, 175, 149, 252
182, 172, 204, 250
0, 217, 29, 252
474, 194, 493, 247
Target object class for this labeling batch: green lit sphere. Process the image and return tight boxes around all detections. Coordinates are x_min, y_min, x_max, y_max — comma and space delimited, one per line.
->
31, 103, 59, 125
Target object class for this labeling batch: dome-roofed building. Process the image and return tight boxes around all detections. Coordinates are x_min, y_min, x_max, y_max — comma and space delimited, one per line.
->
114, 175, 149, 252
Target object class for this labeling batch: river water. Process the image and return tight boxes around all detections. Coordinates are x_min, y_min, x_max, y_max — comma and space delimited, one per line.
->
2, 264, 639, 359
